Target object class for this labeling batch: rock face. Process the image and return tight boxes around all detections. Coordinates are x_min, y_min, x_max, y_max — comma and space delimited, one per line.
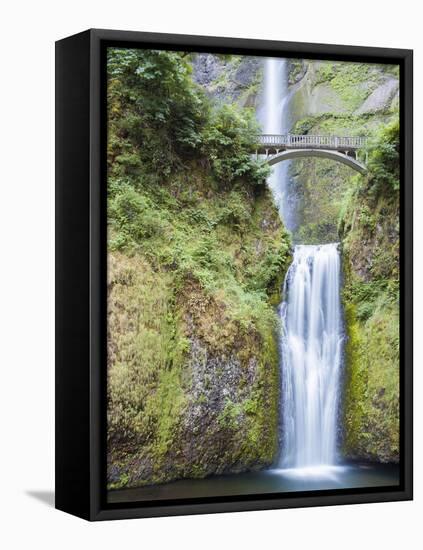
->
107, 179, 291, 490
192, 53, 263, 107
287, 59, 307, 85
307, 84, 350, 115
192, 54, 222, 86
355, 78, 399, 115
108, 271, 281, 488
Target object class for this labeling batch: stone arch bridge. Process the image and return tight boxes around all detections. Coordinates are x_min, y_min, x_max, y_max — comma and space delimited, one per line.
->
256, 134, 368, 174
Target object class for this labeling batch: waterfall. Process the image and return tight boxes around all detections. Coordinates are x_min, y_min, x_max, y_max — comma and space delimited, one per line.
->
279, 244, 344, 468
260, 58, 345, 473
260, 58, 295, 231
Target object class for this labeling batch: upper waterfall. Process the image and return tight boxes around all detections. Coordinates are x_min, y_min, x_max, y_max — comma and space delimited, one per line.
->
260, 58, 295, 230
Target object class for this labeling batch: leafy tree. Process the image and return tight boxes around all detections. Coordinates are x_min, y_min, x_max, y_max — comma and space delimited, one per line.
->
108, 48, 208, 177
202, 104, 269, 185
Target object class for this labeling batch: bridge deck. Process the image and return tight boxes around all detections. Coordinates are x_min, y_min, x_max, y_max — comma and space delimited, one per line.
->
256, 134, 367, 154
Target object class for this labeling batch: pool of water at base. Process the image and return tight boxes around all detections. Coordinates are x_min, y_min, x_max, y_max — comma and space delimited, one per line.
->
108, 462, 400, 504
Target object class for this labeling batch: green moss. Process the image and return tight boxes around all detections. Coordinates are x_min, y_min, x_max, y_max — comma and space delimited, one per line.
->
288, 157, 353, 244
313, 61, 375, 110
342, 300, 367, 453
108, 472, 130, 491
243, 330, 280, 462
342, 287, 399, 462
145, 368, 188, 458
218, 399, 243, 430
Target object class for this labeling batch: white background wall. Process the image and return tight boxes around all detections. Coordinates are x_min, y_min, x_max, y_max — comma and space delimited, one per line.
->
0, 1, 420, 548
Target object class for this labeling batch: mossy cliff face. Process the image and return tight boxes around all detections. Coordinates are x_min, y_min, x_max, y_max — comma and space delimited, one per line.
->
342, 290, 399, 463
339, 120, 400, 463
284, 60, 399, 244
106, 50, 291, 490
283, 60, 400, 463
107, 174, 291, 489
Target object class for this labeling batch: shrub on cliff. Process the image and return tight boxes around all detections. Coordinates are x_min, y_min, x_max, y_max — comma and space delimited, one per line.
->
367, 118, 400, 195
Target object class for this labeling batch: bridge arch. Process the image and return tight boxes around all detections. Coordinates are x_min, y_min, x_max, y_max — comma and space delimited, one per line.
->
265, 148, 367, 174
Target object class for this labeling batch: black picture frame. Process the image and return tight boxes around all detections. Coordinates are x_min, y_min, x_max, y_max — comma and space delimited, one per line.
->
55, 28, 413, 521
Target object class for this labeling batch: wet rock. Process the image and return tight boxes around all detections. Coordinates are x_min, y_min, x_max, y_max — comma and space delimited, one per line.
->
192, 54, 223, 87
308, 84, 349, 115
287, 59, 307, 86
355, 78, 399, 114
192, 53, 262, 106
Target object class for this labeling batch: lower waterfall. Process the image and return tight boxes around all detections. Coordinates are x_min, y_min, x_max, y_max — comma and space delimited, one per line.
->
279, 243, 344, 469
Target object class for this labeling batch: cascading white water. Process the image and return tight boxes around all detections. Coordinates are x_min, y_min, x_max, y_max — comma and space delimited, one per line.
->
279, 244, 344, 468
260, 58, 345, 472
260, 58, 295, 231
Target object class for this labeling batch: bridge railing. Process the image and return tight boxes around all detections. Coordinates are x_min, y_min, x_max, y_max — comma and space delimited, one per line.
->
258, 134, 367, 150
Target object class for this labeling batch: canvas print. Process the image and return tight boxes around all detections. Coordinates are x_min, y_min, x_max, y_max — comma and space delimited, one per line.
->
106, 48, 400, 503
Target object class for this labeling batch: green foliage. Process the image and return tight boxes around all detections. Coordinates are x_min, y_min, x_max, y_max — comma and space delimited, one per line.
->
108, 48, 267, 187
107, 186, 289, 486
108, 179, 168, 249
367, 119, 400, 194
202, 104, 270, 185
288, 112, 398, 245
344, 278, 397, 322
108, 48, 207, 176
107, 255, 182, 439
292, 116, 319, 135
314, 62, 337, 84
292, 113, 379, 137
108, 169, 290, 302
